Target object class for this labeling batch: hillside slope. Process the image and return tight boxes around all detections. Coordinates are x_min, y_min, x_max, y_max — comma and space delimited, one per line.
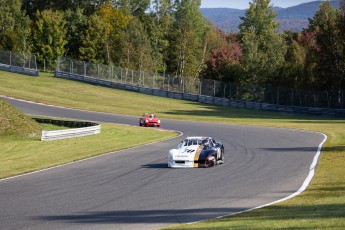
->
0, 98, 41, 137
201, 0, 340, 32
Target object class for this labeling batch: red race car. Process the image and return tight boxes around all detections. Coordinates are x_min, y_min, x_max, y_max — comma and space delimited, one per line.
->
139, 113, 161, 127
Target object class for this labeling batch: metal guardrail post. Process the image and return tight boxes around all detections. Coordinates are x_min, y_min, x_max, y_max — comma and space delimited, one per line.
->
132, 69, 134, 84
277, 87, 280, 106
182, 76, 184, 93
120, 67, 122, 83
125, 68, 128, 84
168, 74, 170, 91
57, 57, 60, 72
213, 80, 216, 97
153, 73, 155, 88
34, 55, 37, 70
23, 53, 26, 68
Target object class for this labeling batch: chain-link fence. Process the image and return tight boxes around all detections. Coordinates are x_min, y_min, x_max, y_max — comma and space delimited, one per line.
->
57, 57, 344, 109
0, 50, 37, 70
201, 79, 344, 109
57, 57, 187, 93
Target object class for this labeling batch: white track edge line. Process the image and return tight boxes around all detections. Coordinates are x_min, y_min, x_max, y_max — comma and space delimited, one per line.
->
187, 132, 328, 225
0, 131, 183, 182
1, 95, 329, 224
0, 96, 183, 182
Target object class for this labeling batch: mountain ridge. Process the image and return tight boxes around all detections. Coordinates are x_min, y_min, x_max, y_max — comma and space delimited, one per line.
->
201, 1, 340, 32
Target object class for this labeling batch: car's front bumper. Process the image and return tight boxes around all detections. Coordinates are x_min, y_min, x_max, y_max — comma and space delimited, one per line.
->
146, 122, 160, 127
168, 159, 214, 168
168, 159, 194, 168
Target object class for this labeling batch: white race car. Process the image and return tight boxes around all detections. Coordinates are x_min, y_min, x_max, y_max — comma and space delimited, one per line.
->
168, 137, 224, 168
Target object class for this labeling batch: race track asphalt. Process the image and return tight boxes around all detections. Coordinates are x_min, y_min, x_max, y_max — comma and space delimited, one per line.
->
0, 97, 325, 230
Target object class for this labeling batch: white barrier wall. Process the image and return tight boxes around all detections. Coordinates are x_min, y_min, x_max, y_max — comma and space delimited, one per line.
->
41, 125, 101, 141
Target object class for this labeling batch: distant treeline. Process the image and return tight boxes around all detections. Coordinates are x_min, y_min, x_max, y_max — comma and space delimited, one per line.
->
0, 0, 344, 93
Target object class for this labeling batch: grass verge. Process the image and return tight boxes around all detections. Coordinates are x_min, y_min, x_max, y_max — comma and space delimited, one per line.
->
0, 123, 176, 179
0, 71, 344, 228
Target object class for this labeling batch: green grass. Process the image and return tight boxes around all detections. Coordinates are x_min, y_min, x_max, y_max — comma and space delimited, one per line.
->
0, 71, 303, 123
0, 123, 176, 179
0, 98, 41, 137
0, 71, 344, 229
0, 84, 177, 179
40, 122, 70, 130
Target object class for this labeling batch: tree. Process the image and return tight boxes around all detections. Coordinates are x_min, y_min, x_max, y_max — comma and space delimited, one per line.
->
79, 14, 107, 63
337, 0, 345, 90
202, 29, 242, 81
239, 0, 287, 86
113, 0, 150, 17
120, 17, 153, 72
283, 31, 317, 89
0, 0, 31, 52
63, 8, 88, 59
169, 0, 208, 80
22, 0, 112, 18
31, 10, 68, 69
79, 5, 131, 65
146, 0, 174, 73
99, 5, 132, 65
308, 1, 345, 91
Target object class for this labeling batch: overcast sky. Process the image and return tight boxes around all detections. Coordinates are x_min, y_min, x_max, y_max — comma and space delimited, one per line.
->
200, 0, 326, 9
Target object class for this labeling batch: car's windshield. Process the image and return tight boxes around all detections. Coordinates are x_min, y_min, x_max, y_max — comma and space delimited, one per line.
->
182, 139, 203, 146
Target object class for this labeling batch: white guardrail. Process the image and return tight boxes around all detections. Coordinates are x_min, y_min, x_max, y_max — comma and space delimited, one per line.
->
41, 125, 101, 141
